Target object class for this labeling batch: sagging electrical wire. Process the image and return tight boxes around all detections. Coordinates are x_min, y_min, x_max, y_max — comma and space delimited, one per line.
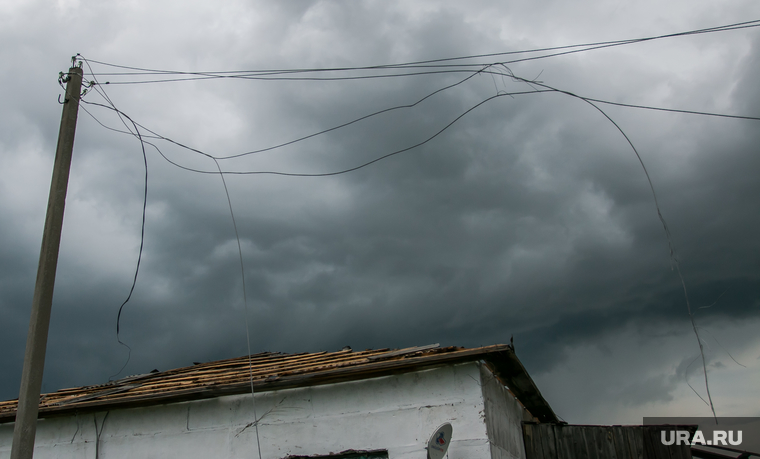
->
88, 18, 760, 75
215, 66, 493, 160
79, 80, 760, 178
73, 15, 760, 415
79, 59, 744, 421
490, 64, 719, 420
77, 53, 760, 173
81, 19, 760, 85
77, 59, 143, 382
78, 68, 760, 173
75, 56, 265, 456
80, 89, 548, 177
208, 155, 264, 459
69, 58, 149, 382
76, 59, 498, 161
107, 107, 147, 382
83, 69, 484, 85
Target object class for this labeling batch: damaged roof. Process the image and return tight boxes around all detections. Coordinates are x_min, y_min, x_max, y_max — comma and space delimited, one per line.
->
0, 343, 558, 424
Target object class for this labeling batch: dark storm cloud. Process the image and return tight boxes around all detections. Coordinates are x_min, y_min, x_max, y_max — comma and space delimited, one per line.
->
1, 0, 759, 424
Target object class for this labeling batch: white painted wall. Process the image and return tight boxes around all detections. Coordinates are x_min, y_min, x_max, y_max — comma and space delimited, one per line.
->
0, 362, 529, 459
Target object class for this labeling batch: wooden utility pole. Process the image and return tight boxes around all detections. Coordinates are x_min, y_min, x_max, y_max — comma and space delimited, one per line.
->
11, 64, 83, 459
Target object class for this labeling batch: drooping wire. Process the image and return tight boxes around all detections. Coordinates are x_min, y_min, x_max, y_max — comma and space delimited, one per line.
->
93, 411, 109, 459
80, 90, 547, 177
74, 56, 150, 381
108, 112, 147, 381
76, 46, 756, 419
77, 64, 494, 166
79, 59, 144, 381
79, 55, 264, 455
80, 82, 760, 179
684, 354, 712, 407
209, 155, 263, 459
79, 69, 481, 85
77, 20, 760, 167
695, 326, 746, 368
214, 67, 490, 160
493, 65, 719, 421
80, 20, 760, 85
584, 98, 760, 121
78, 51, 760, 172
82, 68, 729, 421
79, 70, 760, 176
85, 18, 760, 75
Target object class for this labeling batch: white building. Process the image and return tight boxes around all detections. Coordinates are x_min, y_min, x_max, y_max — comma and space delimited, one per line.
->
0, 344, 557, 459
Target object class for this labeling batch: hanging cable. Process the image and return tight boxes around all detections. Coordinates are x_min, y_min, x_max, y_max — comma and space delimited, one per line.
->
80, 20, 760, 84
493, 65, 719, 420
209, 155, 264, 459
78, 56, 265, 457
76, 56, 150, 381
71, 17, 760, 416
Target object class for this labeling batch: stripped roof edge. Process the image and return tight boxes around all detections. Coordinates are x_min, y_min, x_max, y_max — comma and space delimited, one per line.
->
0, 344, 558, 424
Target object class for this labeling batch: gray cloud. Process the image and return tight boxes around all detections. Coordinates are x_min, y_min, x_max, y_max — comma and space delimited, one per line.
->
1, 0, 759, 424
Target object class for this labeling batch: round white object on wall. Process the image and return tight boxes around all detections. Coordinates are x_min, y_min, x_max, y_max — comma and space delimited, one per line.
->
426, 422, 453, 459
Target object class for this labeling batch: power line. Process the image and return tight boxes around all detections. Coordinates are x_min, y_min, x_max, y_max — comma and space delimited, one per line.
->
207, 155, 264, 459
78, 57, 265, 455
78, 62, 494, 162
80, 83, 760, 177
82, 90, 546, 176
73, 16, 759, 416
583, 98, 760, 121
80, 65, 732, 420
80, 19, 760, 85
72, 59, 150, 382
499, 68, 718, 421
80, 62, 760, 175
87, 69, 480, 85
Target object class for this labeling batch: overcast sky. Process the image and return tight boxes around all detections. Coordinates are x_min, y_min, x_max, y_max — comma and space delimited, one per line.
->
1, 0, 759, 425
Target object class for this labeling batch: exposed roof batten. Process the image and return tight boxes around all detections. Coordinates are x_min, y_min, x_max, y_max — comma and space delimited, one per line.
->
0, 343, 558, 424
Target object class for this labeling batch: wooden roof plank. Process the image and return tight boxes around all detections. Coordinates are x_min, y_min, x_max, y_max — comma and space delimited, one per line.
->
0, 343, 553, 425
